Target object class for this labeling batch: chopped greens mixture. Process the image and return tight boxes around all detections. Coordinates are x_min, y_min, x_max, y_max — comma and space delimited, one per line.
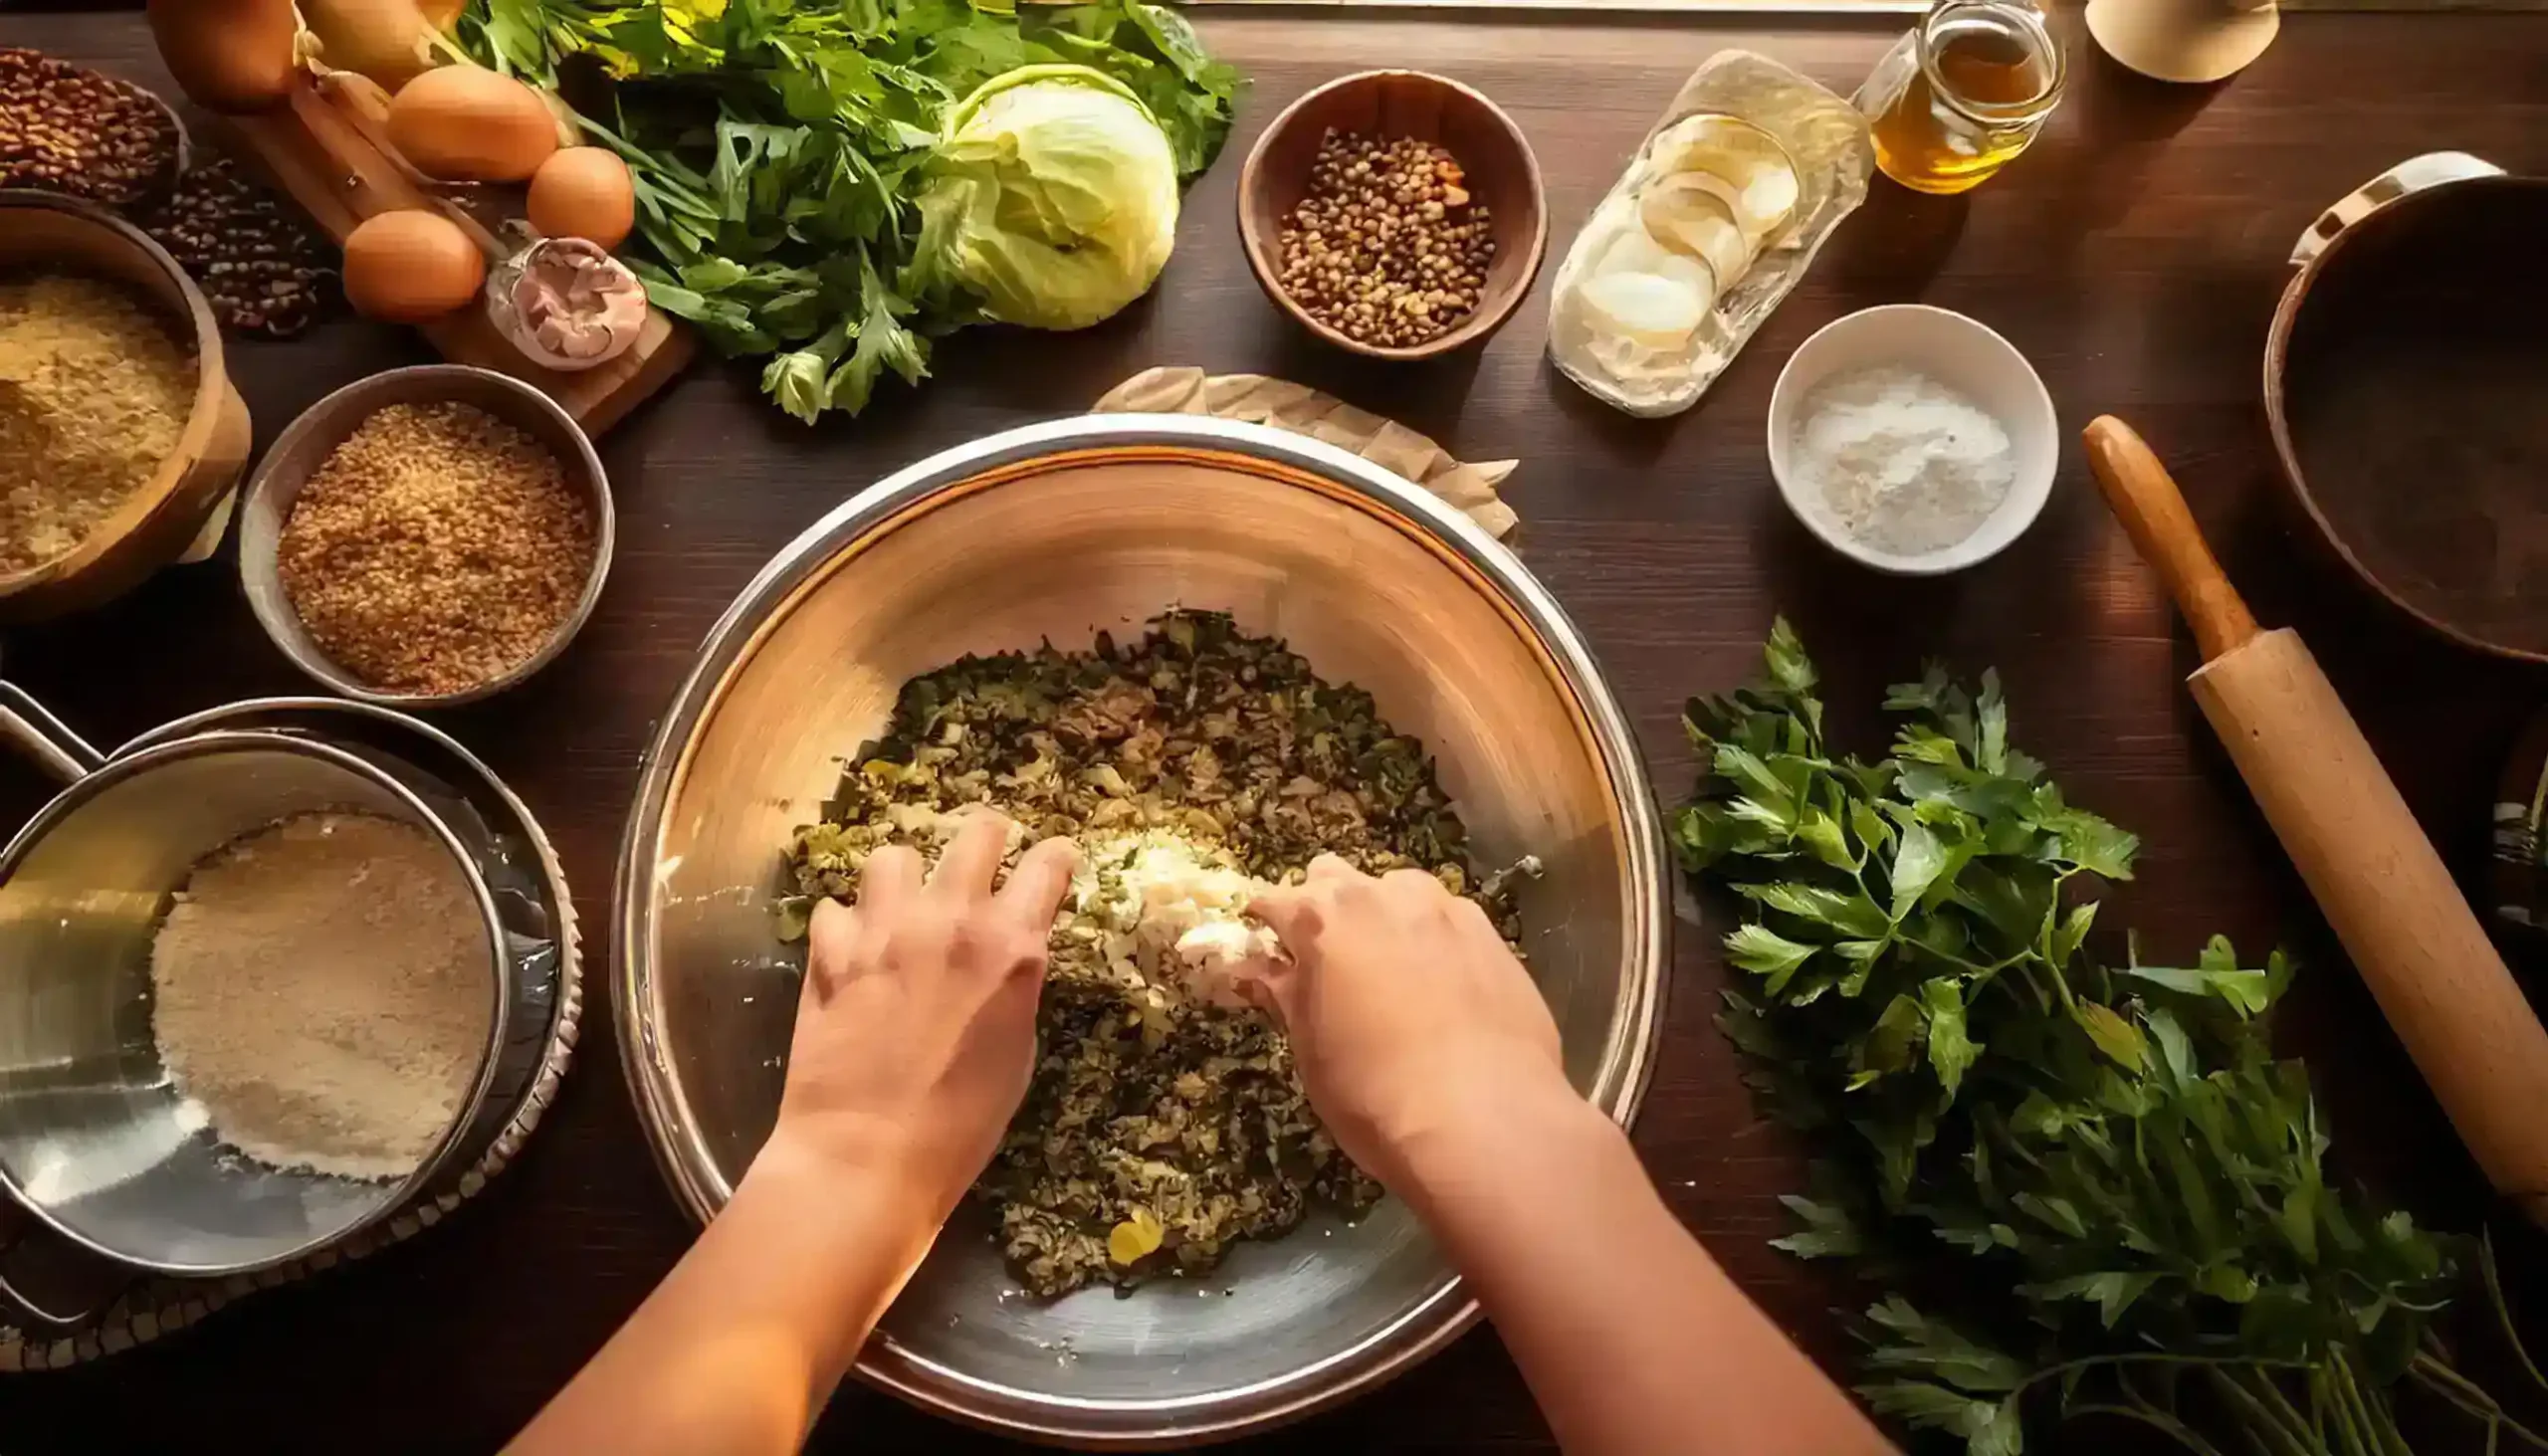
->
785, 611, 1516, 1297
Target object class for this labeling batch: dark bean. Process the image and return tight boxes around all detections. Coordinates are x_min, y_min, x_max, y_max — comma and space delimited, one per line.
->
132, 153, 339, 339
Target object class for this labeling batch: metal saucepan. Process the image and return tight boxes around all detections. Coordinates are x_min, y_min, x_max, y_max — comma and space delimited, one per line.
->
0, 686, 531, 1323
115, 697, 573, 1194
616, 414, 1668, 1445
2266, 152, 2548, 661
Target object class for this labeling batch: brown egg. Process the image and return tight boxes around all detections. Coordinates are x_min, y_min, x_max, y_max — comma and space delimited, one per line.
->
385, 66, 559, 181
528, 147, 637, 252
342, 210, 487, 322
149, 0, 299, 113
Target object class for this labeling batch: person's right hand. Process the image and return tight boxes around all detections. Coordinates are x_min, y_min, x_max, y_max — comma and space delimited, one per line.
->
759, 814, 1079, 1228
1246, 856, 1576, 1193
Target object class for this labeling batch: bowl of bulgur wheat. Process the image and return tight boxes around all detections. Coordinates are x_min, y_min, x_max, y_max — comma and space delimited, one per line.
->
235, 364, 614, 708
0, 192, 252, 620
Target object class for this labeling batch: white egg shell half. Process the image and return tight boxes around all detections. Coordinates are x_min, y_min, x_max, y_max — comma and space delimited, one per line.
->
1639, 176, 1752, 288
1647, 113, 1802, 247
1575, 268, 1712, 351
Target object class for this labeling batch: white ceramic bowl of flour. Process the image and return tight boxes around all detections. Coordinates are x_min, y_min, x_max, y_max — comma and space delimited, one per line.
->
1768, 304, 2058, 575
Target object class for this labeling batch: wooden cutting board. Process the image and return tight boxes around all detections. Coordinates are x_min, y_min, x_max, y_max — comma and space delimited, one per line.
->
225, 71, 693, 437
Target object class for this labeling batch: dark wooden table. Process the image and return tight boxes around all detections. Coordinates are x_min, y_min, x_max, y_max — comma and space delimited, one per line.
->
5, 7, 2548, 1453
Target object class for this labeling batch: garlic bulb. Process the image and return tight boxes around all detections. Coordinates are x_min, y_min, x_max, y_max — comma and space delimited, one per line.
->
485, 237, 647, 372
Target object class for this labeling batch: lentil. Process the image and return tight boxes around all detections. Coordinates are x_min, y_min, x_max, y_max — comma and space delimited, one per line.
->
1275, 130, 1495, 350
0, 272, 197, 572
135, 155, 337, 339
277, 402, 596, 697
0, 48, 181, 207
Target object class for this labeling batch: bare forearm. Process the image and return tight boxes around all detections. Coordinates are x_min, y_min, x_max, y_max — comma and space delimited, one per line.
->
506, 1148, 935, 1456
1403, 1088, 1893, 1456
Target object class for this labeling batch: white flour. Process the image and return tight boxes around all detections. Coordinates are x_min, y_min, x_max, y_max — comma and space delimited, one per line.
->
148, 812, 491, 1181
1791, 364, 2015, 557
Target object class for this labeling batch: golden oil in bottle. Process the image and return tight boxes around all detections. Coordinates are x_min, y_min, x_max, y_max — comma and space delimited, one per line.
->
1864, 1, 2065, 195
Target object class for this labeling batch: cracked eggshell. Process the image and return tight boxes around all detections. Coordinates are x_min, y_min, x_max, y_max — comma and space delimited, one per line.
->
1549, 194, 1712, 405
1575, 271, 1711, 351
1638, 176, 1751, 288
1647, 112, 1801, 247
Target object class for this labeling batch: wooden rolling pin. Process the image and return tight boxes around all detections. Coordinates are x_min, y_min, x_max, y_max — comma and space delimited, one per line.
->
2085, 416, 2548, 1224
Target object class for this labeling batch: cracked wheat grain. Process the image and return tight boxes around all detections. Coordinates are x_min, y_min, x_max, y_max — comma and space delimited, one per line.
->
277, 401, 594, 696
0, 272, 195, 571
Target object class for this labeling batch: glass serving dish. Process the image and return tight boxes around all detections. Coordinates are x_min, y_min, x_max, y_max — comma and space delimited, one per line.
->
1547, 50, 1874, 419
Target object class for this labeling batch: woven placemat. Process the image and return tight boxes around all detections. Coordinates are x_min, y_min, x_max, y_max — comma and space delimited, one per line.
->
1094, 366, 1522, 540
0, 815, 581, 1372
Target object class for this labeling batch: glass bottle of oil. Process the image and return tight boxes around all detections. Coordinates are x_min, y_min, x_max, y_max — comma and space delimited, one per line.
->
1857, 0, 2065, 195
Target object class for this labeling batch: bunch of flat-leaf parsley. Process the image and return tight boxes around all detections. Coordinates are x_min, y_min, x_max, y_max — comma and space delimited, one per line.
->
1678, 623, 2546, 1456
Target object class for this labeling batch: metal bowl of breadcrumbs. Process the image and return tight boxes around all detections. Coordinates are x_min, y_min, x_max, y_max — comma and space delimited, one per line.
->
239, 365, 613, 708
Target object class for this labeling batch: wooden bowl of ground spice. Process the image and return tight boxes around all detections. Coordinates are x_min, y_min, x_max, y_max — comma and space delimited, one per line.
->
0, 192, 253, 620
1238, 71, 1547, 361
238, 365, 613, 707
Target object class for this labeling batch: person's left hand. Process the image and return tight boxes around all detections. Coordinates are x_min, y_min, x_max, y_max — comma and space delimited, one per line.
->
756, 814, 1078, 1225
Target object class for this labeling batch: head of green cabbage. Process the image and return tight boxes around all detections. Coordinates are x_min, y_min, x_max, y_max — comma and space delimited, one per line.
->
916, 65, 1180, 332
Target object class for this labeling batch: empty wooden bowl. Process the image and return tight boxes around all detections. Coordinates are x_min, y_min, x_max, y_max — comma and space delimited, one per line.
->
1239, 71, 1547, 361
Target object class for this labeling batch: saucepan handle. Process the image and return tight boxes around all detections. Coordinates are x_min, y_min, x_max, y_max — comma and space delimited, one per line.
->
0, 682, 105, 786
0, 684, 122, 1335
2290, 151, 2508, 268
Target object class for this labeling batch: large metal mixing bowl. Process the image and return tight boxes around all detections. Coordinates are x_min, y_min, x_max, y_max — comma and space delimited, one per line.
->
614, 415, 1667, 1445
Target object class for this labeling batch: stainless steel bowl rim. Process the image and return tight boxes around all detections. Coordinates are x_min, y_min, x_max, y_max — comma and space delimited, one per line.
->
0, 729, 516, 1276
236, 363, 617, 710
118, 697, 519, 792
613, 413, 1669, 1444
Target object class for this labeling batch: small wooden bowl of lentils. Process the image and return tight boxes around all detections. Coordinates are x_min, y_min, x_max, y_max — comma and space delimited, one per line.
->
1239, 71, 1547, 361
237, 365, 613, 708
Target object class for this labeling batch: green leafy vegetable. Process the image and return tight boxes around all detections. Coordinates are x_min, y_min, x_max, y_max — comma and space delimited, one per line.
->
911, 63, 1180, 329
1679, 622, 2548, 1455
461, 0, 1240, 421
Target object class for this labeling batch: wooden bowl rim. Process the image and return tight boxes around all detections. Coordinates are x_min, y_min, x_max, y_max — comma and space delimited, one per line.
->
0, 191, 235, 595
2262, 173, 2548, 664
1237, 69, 1549, 362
